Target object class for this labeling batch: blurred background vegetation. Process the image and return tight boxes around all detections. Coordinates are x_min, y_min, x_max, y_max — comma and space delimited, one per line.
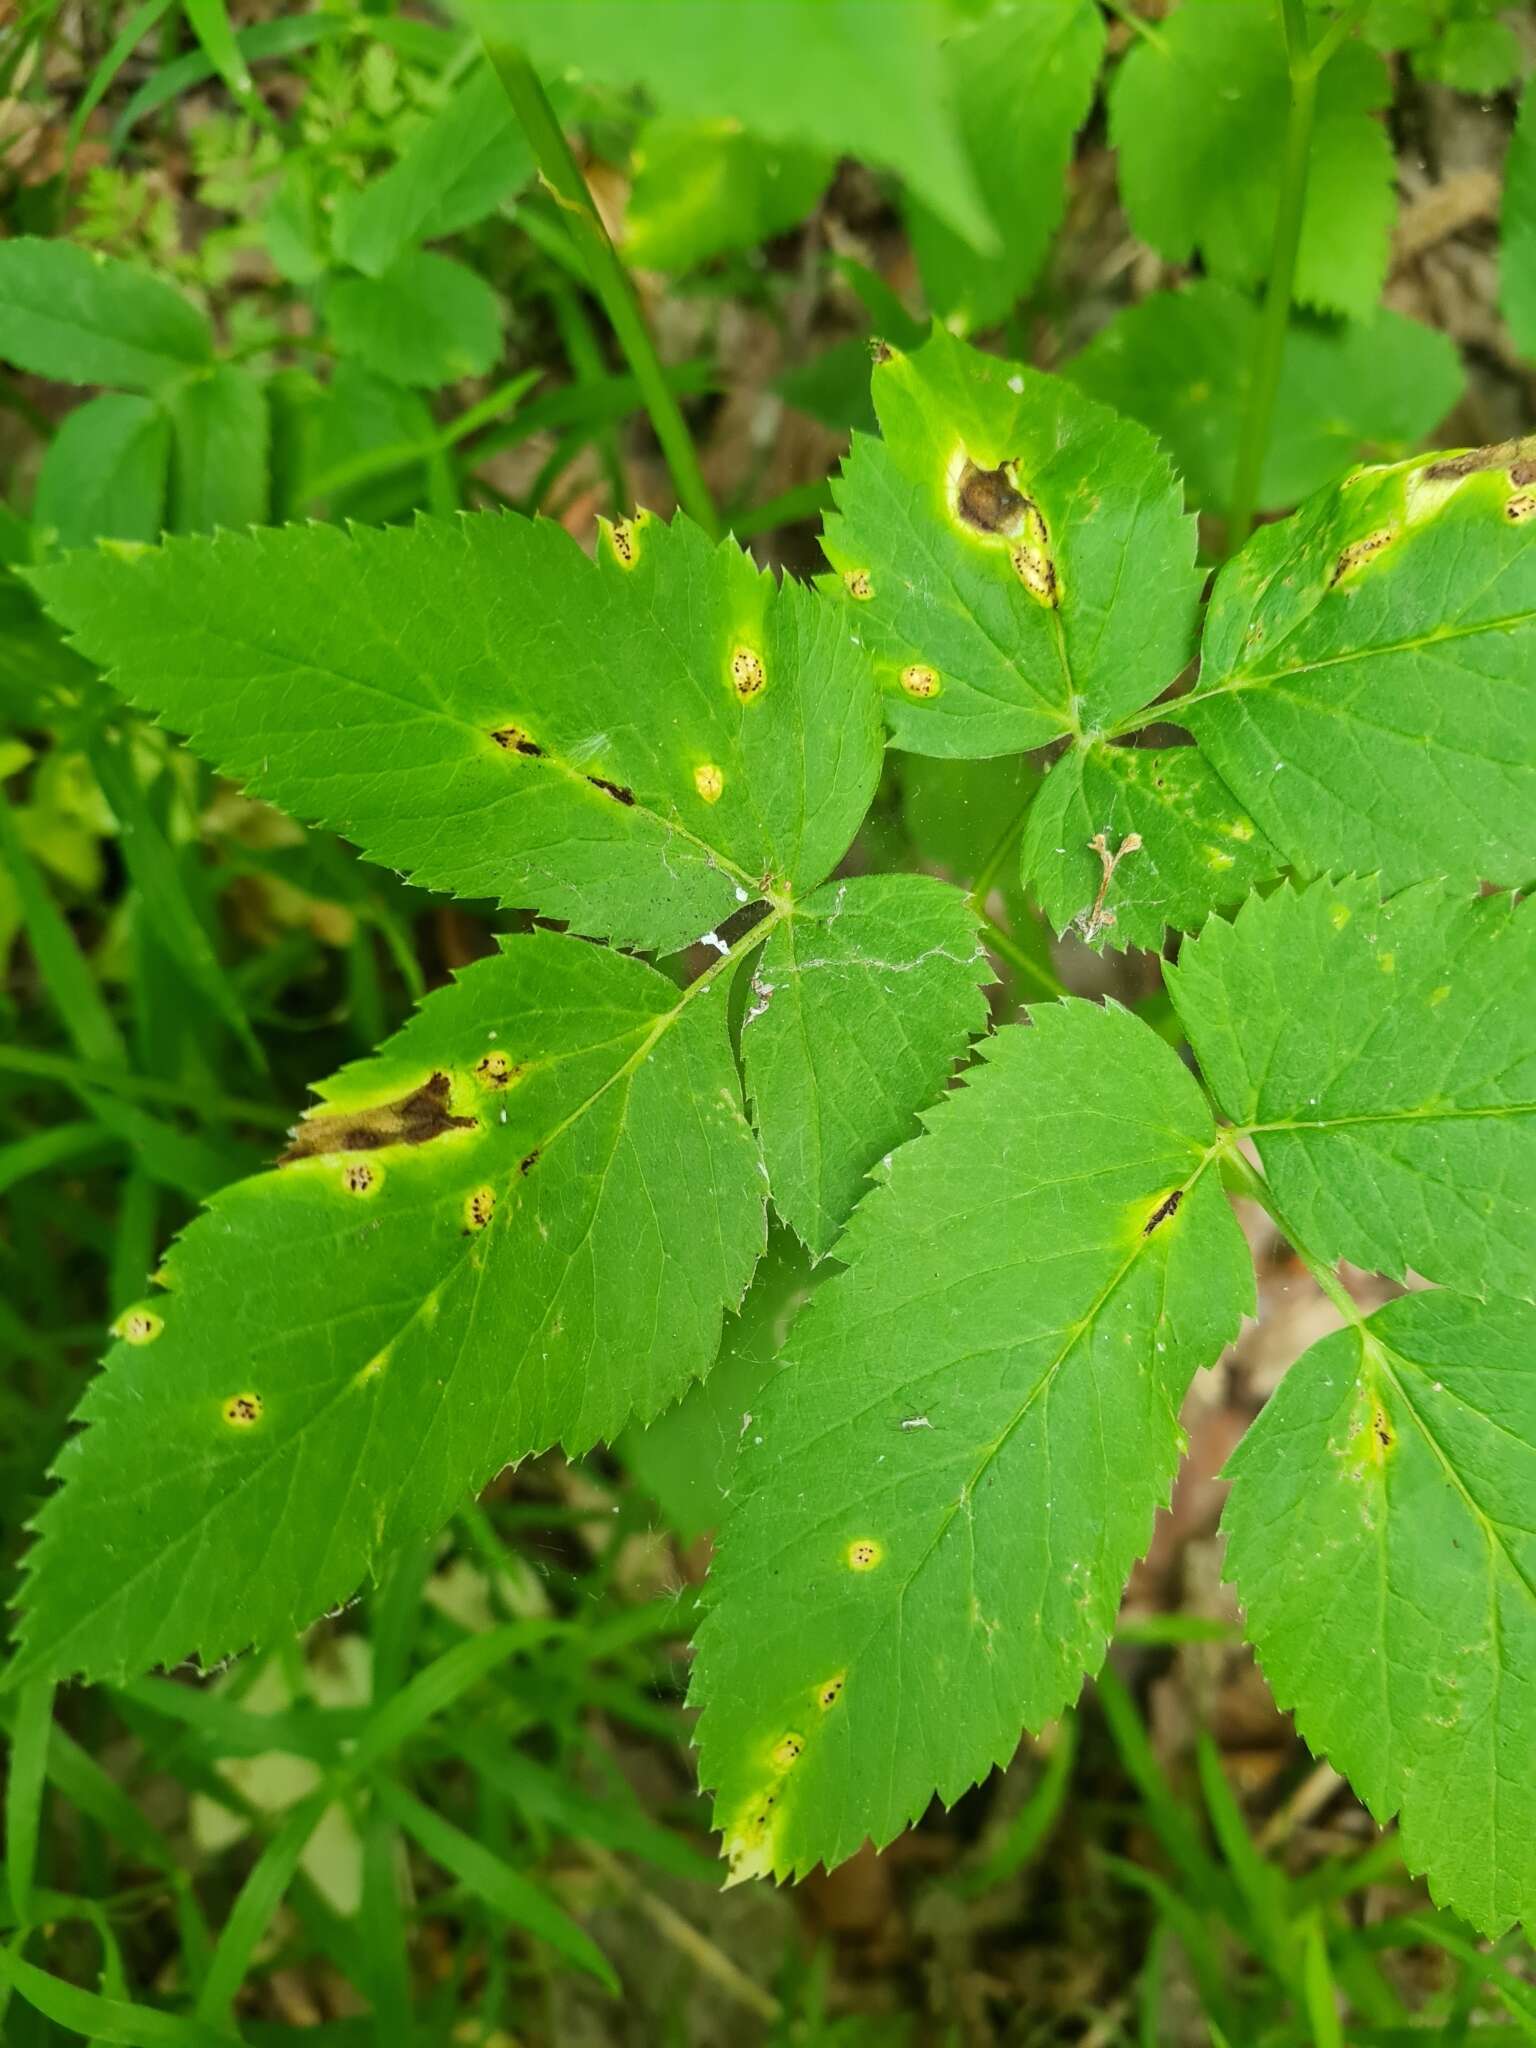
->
1, 1, 1535, 2040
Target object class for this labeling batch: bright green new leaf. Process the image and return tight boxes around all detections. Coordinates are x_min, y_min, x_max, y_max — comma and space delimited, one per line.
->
1110, 0, 1395, 321
10, 931, 764, 1686
822, 329, 1202, 755
693, 999, 1252, 1881
906, 0, 1105, 331
332, 61, 536, 278
34, 395, 170, 550
326, 251, 503, 389
1185, 444, 1536, 893
1020, 743, 1278, 953
1066, 284, 1464, 517
742, 873, 989, 1254
0, 238, 213, 394
166, 366, 268, 532
1501, 85, 1536, 362
29, 512, 883, 954
1170, 876, 1536, 1303
625, 118, 833, 273
469, 0, 997, 251
622, 1228, 817, 1541
1223, 1289, 1536, 1935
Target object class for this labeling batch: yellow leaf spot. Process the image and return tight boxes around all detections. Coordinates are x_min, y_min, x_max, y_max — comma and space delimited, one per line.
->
771, 1733, 805, 1769
1329, 902, 1352, 930
815, 1674, 845, 1710
843, 569, 873, 601
694, 762, 725, 803
475, 1050, 519, 1088
730, 646, 766, 700
900, 664, 940, 701
113, 1307, 163, 1346
342, 1160, 380, 1196
223, 1392, 263, 1427
846, 1537, 884, 1571
1429, 984, 1451, 1006
1378, 951, 1395, 975
463, 1185, 496, 1232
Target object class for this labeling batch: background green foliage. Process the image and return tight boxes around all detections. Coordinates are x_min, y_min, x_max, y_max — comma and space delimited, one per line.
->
1, 0, 1535, 2040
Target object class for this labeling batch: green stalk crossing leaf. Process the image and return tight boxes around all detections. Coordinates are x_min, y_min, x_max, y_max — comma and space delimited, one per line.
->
10, 931, 764, 1686
693, 999, 1252, 1881
30, 513, 882, 954
1223, 1289, 1536, 1936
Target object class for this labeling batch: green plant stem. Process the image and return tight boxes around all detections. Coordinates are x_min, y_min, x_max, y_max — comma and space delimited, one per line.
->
966, 779, 1041, 915
980, 912, 1065, 1000
1098, 0, 1169, 52
482, 39, 720, 539
1225, 0, 1320, 553
1220, 1143, 1364, 1327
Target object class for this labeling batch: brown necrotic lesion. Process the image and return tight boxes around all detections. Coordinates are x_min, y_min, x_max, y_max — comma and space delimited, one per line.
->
280, 1072, 476, 1163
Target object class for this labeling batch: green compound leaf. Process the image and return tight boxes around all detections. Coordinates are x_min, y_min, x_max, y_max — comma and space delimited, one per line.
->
0, 237, 213, 394
1170, 876, 1536, 1304
625, 119, 833, 273
10, 931, 763, 1687
29, 512, 882, 954
1110, 0, 1395, 322
742, 873, 990, 1256
472, 0, 996, 253
1185, 444, 1536, 893
166, 365, 269, 532
332, 60, 536, 278
906, 0, 1105, 333
822, 329, 1201, 755
1020, 742, 1279, 953
622, 1227, 819, 1542
1066, 283, 1464, 518
33, 394, 170, 550
692, 999, 1252, 1881
1223, 1289, 1536, 1936
326, 251, 503, 389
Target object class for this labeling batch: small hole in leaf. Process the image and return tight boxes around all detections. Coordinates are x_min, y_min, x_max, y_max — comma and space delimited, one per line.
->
223, 1392, 263, 1427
